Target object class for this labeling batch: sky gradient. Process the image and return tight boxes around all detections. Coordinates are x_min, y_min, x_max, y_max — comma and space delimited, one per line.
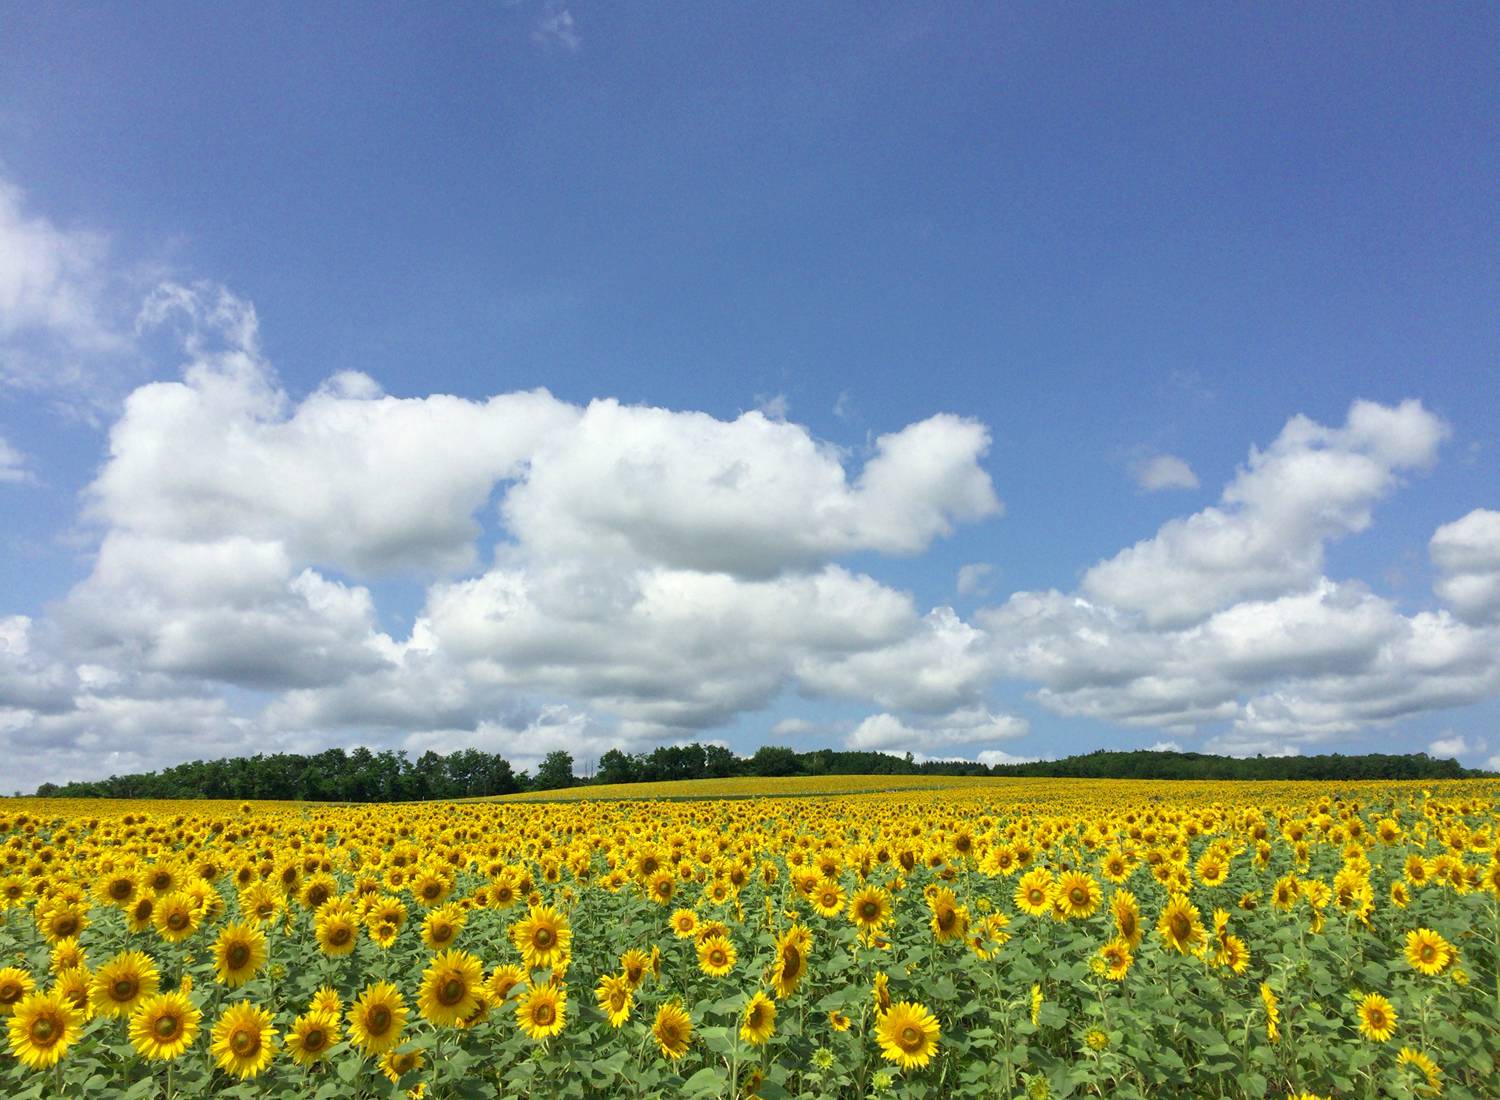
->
1, 4, 1498, 791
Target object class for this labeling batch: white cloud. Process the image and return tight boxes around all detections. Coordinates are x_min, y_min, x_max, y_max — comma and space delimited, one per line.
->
1084, 400, 1448, 627
0, 434, 30, 483
1130, 453, 1199, 492
754, 393, 789, 421
502, 403, 1000, 578
769, 717, 819, 737
1430, 509, 1500, 624
532, 4, 580, 52
0, 180, 121, 353
956, 562, 994, 597
977, 748, 1036, 767
1148, 740, 1182, 752
845, 705, 1028, 754
1427, 733, 1480, 759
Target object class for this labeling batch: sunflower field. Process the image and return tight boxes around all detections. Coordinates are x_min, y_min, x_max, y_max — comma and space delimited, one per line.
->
2, 779, 1498, 1099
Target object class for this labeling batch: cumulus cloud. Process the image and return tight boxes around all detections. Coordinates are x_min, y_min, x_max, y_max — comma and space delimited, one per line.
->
1430, 509, 1500, 624
1084, 400, 1448, 628
1427, 733, 1481, 759
3, 201, 1497, 788
1129, 453, 1199, 492
845, 705, 1027, 754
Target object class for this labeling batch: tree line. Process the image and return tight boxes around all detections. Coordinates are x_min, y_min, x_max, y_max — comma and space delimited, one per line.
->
24, 742, 1486, 801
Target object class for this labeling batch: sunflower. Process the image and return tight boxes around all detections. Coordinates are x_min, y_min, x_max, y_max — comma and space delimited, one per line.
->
652, 1000, 693, 1060
309, 985, 341, 1017
1099, 849, 1131, 883
89, 950, 159, 1018
620, 949, 652, 990
1111, 889, 1143, 947
6, 989, 82, 1070
1404, 928, 1453, 976
516, 983, 567, 1041
697, 934, 736, 978
670, 908, 699, 938
49, 937, 86, 974
872, 970, 891, 1013
129, 990, 201, 1061
1014, 868, 1055, 917
1271, 875, 1300, 911
314, 910, 359, 957
595, 972, 633, 1028
740, 991, 776, 1045
418, 948, 484, 1027
511, 903, 572, 970
1055, 872, 1102, 920
1156, 893, 1204, 955
1098, 938, 1132, 981
210, 1001, 276, 1080
1356, 992, 1397, 1042
421, 903, 466, 951
347, 981, 408, 1055
770, 924, 812, 1000
152, 891, 201, 945
1397, 1046, 1443, 1095
927, 888, 969, 943
1260, 982, 1280, 1042
380, 1047, 426, 1084
285, 1010, 339, 1067
0, 967, 36, 1017
98, 871, 140, 909
38, 902, 89, 945
848, 886, 891, 932
212, 921, 267, 988
239, 882, 282, 925
811, 881, 845, 919
1216, 934, 1250, 974
875, 1000, 941, 1070
52, 965, 92, 1020
646, 869, 677, 905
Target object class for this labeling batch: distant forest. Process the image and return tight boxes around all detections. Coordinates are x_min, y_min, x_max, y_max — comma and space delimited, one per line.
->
24, 743, 1488, 802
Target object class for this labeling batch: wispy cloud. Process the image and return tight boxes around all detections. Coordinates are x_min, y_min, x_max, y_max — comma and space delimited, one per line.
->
532, 4, 581, 52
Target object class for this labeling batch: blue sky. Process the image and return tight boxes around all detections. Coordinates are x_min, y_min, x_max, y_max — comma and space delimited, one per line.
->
1, 4, 1498, 790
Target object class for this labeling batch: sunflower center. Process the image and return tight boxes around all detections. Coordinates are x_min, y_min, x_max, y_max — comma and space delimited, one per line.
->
33, 1017, 57, 1042
1420, 944, 1436, 963
861, 902, 878, 919
1369, 1009, 1386, 1027
110, 880, 133, 899
167, 912, 188, 931
1170, 914, 1191, 939
1028, 889, 1045, 905
1070, 887, 1088, 906
231, 1029, 257, 1055
227, 944, 250, 968
710, 949, 727, 966
305, 1028, 326, 1050
937, 909, 955, 930
155, 1016, 180, 1039
533, 1003, 555, 1025
535, 928, 553, 948
438, 978, 466, 1006
432, 925, 451, 942
781, 946, 801, 976
367, 1006, 392, 1034
113, 978, 138, 1001
329, 926, 351, 946
900, 1025, 921, 1049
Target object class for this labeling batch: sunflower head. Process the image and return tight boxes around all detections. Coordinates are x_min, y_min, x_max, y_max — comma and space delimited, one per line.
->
876, 1000, 941, 1070
347, 981, 408, 1055
652, 1000, 693, 1060
285, 1010, 340, 1067
740, 991, 776, 1046
209, 1001, 276, 1080
128, 990, 201, 1061
516, 983, 567, 1041
6, 989, 83, 1070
